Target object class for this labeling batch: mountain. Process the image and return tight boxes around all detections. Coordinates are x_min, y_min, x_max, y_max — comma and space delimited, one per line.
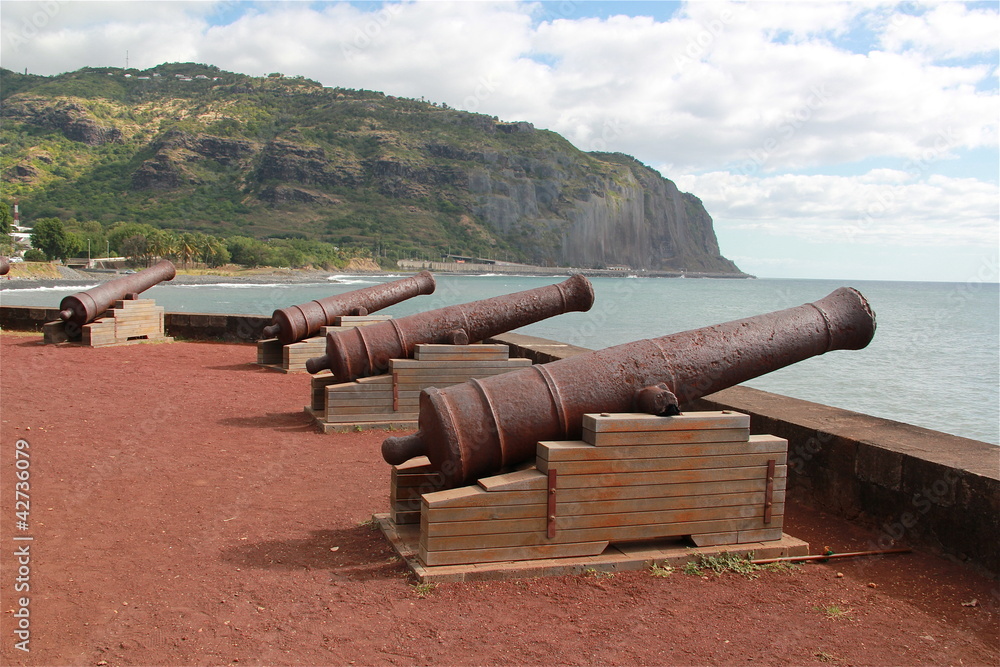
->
0, 63, 744, 274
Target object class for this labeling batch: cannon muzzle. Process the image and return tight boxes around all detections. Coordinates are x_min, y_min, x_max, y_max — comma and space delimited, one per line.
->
382, 287, 876, 487
0, 257, 9, 276
305, 274, 596, 378
261, 270, 436, 344
59, 260, 176, 325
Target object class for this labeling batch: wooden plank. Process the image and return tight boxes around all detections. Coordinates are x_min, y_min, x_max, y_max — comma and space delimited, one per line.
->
419, 541, 608, 567
553, 464, 786, 489
538, 435, 788, 462
327, 396, 415, 408
424, 502, 784, 538
421, 515, 780, 551
323, 411, 417, 423
393, 471, 446, 488
426, 503, 548, 522
582, 411, 749, 433
536, 452, 787, 476
412, 353, 515, 362
392, 509, 421, 525
425, 490, 786, 523
357, 375, 394, 385
327, 404, 396, 415
422, 485, 547, 509
583, 427, 750, 447
333, 315, 393, 326
413, 344, 508, 356
690, 532, 739, 547
392, 362, 530, 373
396, 456, 433, 472
738, 527, 784, 543
478, 469, 547, 492
559, 477, 786, 503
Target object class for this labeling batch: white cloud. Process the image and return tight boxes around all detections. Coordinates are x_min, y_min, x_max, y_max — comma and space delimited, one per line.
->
674, 170, 999, 246
881, 2, 1000, 59
0, 0, 996, 281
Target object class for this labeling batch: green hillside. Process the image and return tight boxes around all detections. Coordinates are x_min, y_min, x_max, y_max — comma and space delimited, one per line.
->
1, 63, 741, 274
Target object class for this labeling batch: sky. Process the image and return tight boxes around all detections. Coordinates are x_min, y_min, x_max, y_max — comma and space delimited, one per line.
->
1, 1, 997, 282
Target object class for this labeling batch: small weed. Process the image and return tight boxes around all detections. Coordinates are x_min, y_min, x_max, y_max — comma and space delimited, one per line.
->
411, 582, 437, 598
649, 562, 674, 578
760, 560, 800, 574
682, 561, 704, 576
583, 567, 615, 579
815, 651, 841, 663
357, 516, 379, 530
698, 552, 761, 577
814, 604, 852, 620
352, 425, 363, 433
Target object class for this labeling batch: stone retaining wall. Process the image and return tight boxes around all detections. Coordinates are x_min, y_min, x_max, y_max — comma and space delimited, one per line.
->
0, 305, 269, 343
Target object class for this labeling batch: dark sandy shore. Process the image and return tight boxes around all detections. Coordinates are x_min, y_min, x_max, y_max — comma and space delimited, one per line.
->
0, 267, 406, 292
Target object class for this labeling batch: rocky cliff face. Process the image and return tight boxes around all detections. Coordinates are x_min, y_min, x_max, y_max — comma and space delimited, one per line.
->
466, 144, 737, 272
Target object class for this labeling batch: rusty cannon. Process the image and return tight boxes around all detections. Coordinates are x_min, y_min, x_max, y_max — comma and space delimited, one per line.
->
261, 270, 436, 345
58, 259, 176, 326
305, 274, 596, 380
382, 287, 877, 487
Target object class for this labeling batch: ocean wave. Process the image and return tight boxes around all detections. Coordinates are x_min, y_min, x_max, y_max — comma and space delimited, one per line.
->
0, 283, 100, 293
172, 282, 301, 289
326, 275, 379, 284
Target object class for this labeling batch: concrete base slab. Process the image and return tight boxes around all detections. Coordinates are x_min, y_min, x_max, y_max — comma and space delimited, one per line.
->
375, 513, 809, 584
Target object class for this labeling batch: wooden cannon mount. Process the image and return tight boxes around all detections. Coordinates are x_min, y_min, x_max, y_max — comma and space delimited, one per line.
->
43, 296, 171, 347
377, 410, 809, 583
307, 343, 532, 433
43, 260, 175, 347
257, 314, 394, 373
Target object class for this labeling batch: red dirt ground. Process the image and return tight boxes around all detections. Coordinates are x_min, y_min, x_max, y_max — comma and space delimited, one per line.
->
0, 332, 997, 666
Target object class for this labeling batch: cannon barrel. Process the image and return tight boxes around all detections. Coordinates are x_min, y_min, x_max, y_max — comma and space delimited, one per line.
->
261, 270, 436, 344
58, 260, 176, 325
0, 257, 9, 275
382, 287, 877, 487
305, 274, 596, 379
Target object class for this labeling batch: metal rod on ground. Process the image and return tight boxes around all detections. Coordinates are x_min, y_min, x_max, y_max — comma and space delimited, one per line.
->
751, 548, 911, 564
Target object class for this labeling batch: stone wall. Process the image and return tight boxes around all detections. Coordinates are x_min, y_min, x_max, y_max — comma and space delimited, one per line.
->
0, 305, 269, 343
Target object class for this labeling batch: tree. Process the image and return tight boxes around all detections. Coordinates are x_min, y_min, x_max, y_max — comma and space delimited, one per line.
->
178, 233, 198, 268
120, 234, 148, 267
108, 222, 156, 255
0, 202, 12, 236
30, 218, 81, 260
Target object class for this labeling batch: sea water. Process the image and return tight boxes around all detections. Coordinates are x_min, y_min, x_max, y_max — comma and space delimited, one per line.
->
3, 274, 997, 444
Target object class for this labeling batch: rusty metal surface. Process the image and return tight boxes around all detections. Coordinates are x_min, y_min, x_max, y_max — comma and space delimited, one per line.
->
0, 257, 9, 276
58, 260, 176, 326
382, 287, 877, 487
305, 274, 596, 379
261, 270, 436, 345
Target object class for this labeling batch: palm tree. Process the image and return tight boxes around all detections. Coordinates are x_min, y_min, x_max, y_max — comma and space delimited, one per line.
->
178, 233, 198, 269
